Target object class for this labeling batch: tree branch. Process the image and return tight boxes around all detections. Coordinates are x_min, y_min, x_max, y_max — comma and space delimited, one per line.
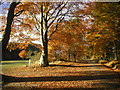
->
47, 3, 63, 21
48, 16, 65, 40
14, 10, 24, 17
48, 2, 68, 29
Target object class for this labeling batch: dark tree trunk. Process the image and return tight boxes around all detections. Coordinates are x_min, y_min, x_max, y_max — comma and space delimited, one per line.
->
73, 54, 76, 62
2, 2, 19, 59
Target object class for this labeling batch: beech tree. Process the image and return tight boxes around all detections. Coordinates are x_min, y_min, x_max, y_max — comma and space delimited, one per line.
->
17, 2, 79, 66
16, 2, 91, 65
38, 2, 71, 66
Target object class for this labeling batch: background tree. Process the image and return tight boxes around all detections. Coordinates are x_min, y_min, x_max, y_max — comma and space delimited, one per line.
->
49, 14, 91, 62
86, 2, 120, 60
1, 1, 24, 59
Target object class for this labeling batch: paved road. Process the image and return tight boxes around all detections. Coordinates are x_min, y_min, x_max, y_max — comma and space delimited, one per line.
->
2, 62, 120, 90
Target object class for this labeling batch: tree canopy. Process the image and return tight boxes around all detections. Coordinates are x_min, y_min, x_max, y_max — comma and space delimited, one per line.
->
1, 1, 120, 66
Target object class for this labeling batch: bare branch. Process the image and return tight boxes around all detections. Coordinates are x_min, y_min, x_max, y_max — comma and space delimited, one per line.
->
48, 16, 65, 40
34, 24, 40, 32
40, 5, 45, 43
48, 2, 68, 29
31, 13, 41, 28
47, 3, 63, 21
14, 10, 24, 17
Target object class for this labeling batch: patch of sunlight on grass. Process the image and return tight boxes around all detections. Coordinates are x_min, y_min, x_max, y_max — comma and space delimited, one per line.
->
49, 61, 62, 65
0, 60, 29, 69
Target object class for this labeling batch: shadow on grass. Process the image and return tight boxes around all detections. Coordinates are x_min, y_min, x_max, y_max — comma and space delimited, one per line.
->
49, 64, 81, 67
1, 62, 28, 65
49, 64, 103, 68
1, 73, 120, 84
2, 87, 120, 90
93, 83, 120, 88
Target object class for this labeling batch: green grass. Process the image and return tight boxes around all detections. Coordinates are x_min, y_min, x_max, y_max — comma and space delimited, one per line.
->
0, 60, 29, 69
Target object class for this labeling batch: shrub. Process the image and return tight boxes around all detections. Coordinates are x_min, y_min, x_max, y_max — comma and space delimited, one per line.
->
30, 52, 41, 64
25, 44, 40, 59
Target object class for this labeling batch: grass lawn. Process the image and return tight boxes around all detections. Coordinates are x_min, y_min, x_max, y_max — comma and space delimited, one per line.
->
0, 60, 60, 71
0, 60, 29, 70
0, 60, 29, 86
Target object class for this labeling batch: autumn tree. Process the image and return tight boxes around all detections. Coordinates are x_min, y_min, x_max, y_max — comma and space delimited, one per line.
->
1, 1, 40, 60
49, 6, 91, 62
1, 1, 24, 59
17, 2, 80, 66
1, 1, 91, 65
87, 2, 120, 60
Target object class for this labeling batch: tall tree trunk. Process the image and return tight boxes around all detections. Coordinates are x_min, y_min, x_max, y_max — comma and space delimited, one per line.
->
73, 54, 76, 62
39, 39, 49, 67
39, 5, 49, 67
2, 2, 19, 59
